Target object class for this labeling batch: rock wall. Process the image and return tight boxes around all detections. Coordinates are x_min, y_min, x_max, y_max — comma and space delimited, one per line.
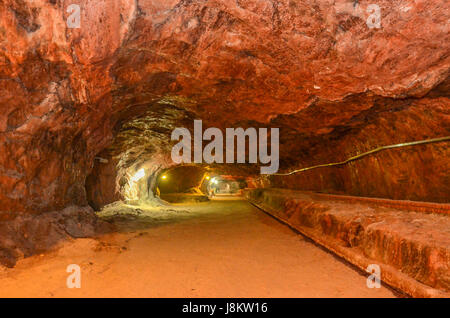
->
270, 90, 450, 202
85, 152, 122, 211
0, 205, 113, 267
0, 0, 449, 216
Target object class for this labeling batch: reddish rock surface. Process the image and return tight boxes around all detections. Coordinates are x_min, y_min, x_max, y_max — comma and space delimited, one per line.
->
1, 0, 449, 214
0, 206, 113, 267
0, 1, 449, 265
270, 93, 450, 202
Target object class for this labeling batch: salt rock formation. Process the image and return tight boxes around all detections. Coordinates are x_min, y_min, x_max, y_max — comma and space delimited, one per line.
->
0, 0, 449, 264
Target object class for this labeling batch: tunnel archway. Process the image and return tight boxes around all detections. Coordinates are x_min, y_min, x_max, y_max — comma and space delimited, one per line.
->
1, 0, 449, 217
0, 0, 449, 296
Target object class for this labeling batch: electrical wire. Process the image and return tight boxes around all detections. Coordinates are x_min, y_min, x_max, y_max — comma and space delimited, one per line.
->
272, 136, 450, 176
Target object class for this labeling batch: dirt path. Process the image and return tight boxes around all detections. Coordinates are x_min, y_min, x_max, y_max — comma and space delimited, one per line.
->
0, 199, 397, 297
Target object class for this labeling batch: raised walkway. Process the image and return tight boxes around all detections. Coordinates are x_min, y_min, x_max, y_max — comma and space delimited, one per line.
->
245, 188, 450, 298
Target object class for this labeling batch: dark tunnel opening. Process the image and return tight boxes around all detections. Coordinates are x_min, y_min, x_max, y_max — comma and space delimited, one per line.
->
155, 165, 249, 203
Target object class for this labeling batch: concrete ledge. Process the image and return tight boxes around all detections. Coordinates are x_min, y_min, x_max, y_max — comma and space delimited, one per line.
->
245, 188, 450, 298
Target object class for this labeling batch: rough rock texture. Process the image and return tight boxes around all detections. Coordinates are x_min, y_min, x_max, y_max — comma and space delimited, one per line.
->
0, 0, 449, 266
85, 104, 196, 209
270, 91, 450, 202
0, 0, 449, 214
85, 153, 122, 211
0, 206, 113, 267
246, 188, 450, 296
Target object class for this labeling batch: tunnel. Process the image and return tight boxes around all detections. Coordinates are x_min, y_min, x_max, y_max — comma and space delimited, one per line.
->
0, 0, 449, 298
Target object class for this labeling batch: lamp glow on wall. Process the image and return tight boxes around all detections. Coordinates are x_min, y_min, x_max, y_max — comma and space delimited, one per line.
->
125, 168, 146, 201
131, 168, 146, 182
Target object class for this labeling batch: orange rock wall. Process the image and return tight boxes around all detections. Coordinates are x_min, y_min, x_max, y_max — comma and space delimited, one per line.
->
0, 0, 448, 214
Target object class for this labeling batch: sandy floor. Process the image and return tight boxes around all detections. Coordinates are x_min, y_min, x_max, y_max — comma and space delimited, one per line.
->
0, 198, 397, 298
